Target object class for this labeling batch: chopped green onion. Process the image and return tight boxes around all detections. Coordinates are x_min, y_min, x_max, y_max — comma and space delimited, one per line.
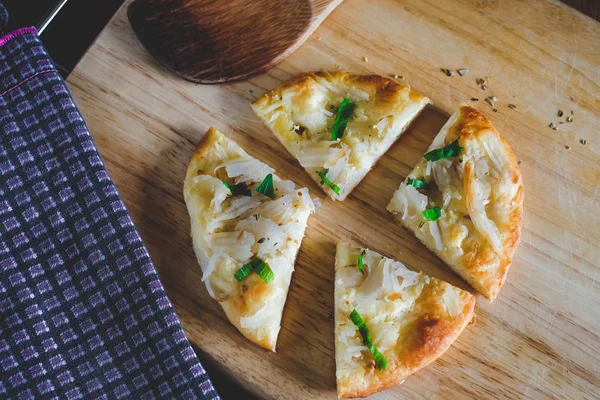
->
255, 173, 275, 199
332, 98, 356, 140
223, 181, 251, 196
349, 309, 388, 370
424, 275, 431, 284
369, 345, 389, 370
424, 138, 463, 161
357, 250, 366, 274
407, 177, 426, 189
422, 206, 442, 221
349, 310, 372, 345
234, 260, 256, 282
316, 169, 341, 196
253, 259, 275, 283
234, 258, 275, 283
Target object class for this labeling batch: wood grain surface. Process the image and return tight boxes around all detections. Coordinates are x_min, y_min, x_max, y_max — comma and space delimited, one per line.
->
66, 0, 600, 398
127, 0, 343, 83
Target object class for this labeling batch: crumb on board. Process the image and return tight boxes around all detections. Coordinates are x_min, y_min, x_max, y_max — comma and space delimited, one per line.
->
441, 68, 453, 77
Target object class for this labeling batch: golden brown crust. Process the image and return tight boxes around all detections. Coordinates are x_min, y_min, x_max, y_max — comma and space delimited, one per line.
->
191, 127, 220, 160
338, 293, 475, 398
186, 127, 226, 180
253, 71, 431, 200
254, 70, 428, 106
253, 71, 429, 120
453, 106, 523, 300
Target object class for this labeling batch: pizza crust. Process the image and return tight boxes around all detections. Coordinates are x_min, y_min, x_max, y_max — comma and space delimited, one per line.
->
252, 71, 430, 200
387, 105, 523, 300
335, 242, 476, 398
183, 127, 315, 351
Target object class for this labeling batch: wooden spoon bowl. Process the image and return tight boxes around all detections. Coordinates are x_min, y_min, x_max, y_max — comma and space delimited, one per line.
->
128, 0, 342, 83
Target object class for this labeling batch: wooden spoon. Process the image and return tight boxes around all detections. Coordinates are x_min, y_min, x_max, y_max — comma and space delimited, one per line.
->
128, 0, 343, 84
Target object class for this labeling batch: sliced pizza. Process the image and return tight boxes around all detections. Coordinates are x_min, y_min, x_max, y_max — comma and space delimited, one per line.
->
335, 241, 475, 398
183, 127, 315, 351
252, 71, 430, 200
387, 105, 523, 301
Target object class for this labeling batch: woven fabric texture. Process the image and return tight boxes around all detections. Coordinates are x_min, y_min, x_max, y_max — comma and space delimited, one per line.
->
0, 15, 219, 400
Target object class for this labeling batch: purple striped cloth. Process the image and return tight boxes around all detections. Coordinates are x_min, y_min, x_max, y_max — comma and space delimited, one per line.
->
0, 4, 219, 399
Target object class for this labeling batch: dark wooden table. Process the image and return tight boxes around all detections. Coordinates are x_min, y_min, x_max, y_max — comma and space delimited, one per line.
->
0, 0, 598, 77
563, 0, 599, 19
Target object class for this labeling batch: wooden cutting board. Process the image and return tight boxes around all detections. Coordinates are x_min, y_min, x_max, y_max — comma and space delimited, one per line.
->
66, 0, 600, 398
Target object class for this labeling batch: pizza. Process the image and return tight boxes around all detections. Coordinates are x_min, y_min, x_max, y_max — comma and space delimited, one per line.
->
183, 127, 315, 350
252, 71, 430, 200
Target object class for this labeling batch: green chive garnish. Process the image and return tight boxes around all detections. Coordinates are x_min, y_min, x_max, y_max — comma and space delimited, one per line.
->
316, 169, 341, 196
357, 250, 366, 274
349, 309, 388, 370
255, 173, 275, 199
223, 181, 251, 197
332, 98, 356, 141
234, 258, 274, 283
369, 346, 389, 370
422, 206, 442, 221
234, 260, 257, 282
424, 138, 463, 161
407, 177, 426, 189
253, 259, 275, 283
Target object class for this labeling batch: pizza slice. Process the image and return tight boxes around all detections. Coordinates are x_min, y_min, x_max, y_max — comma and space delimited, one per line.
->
252, 71, 430, 200
335, 242, 475, 398
183, 127, 315, 351
387, 105, 524, 301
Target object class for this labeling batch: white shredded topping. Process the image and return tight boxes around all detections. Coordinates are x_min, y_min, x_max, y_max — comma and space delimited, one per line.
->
203, 252, 226, 299
218, 157, 274, 183
429, 220, 443, 251
465, 160, 504, 255
218, 196, 262, 221
208, 231, 254, 262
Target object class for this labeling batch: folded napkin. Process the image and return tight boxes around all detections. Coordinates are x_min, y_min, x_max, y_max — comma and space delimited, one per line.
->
0, 5, 219, 399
